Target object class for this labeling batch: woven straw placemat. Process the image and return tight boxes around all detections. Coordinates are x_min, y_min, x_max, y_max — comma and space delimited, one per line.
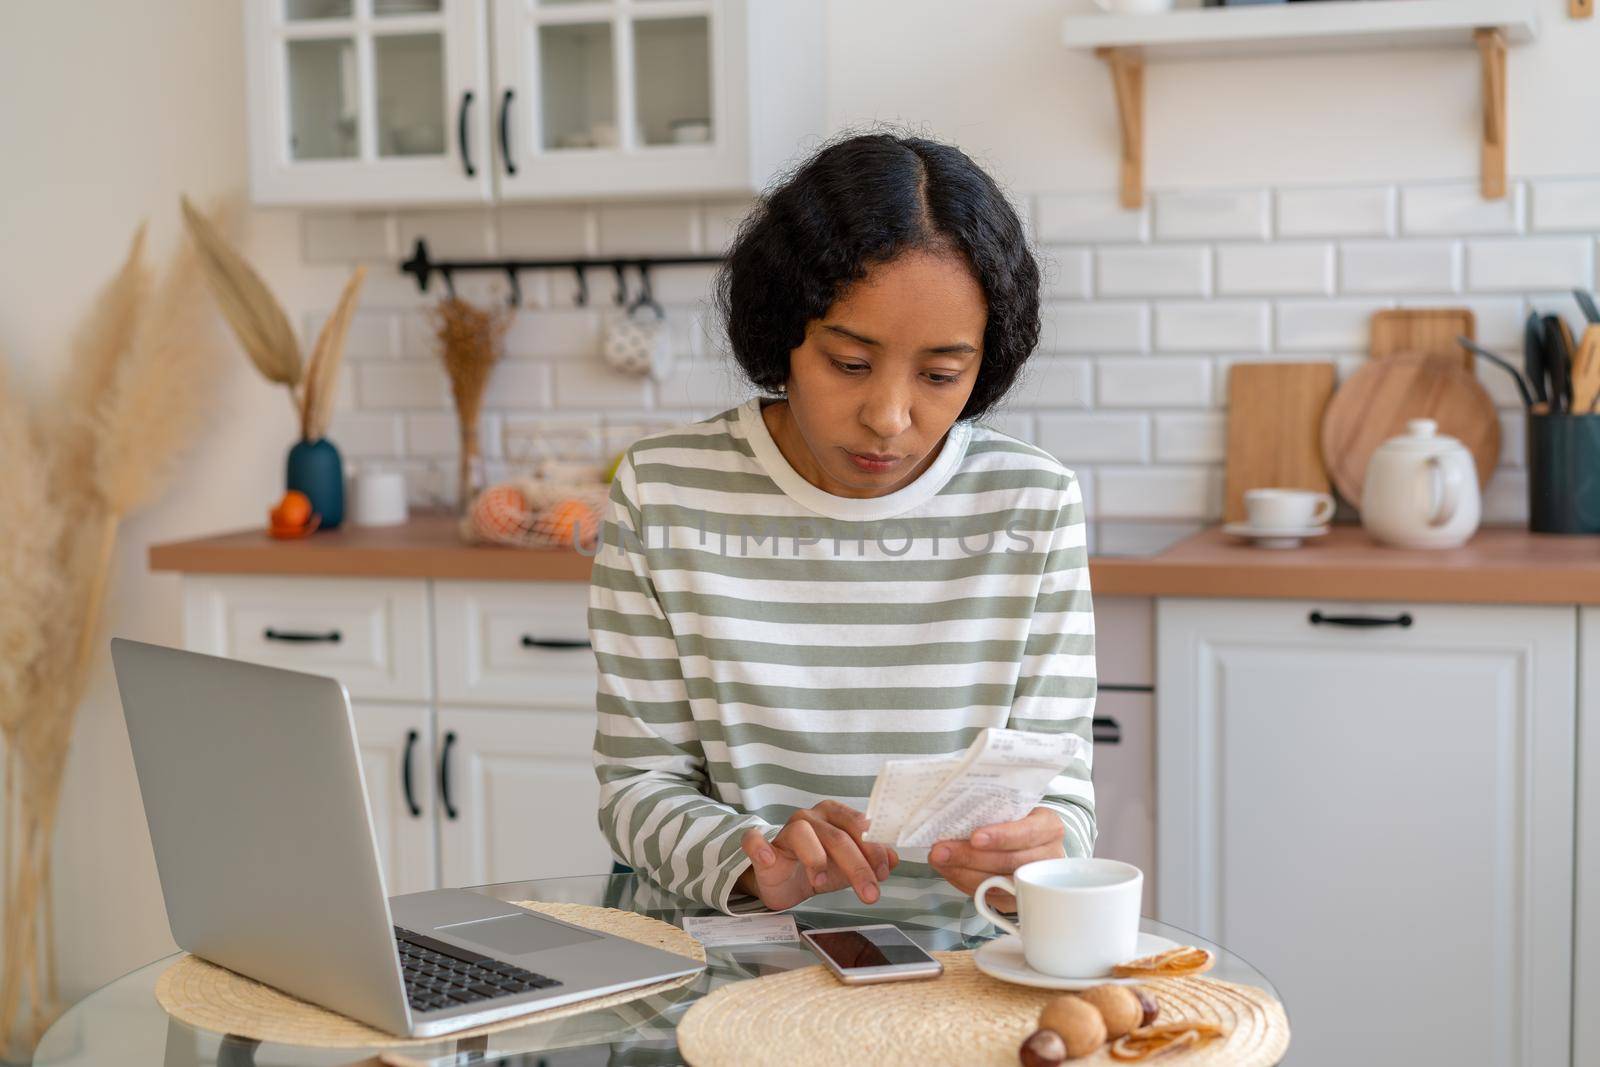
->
676, 951, 1289, 1067
154, 901, 705, 1049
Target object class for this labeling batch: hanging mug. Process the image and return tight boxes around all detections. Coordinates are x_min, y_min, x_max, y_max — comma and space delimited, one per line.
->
601, 303, 673, 380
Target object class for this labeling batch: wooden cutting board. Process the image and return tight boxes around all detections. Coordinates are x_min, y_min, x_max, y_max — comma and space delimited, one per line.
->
1369, 308, 1477, 372
1321, 353, 1500, 509
1223, 363, 1337, 523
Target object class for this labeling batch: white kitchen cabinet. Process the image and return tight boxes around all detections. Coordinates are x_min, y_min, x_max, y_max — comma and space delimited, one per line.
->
352, 702, 438, 896
1576, 607, 1600, 1067
1157, 598, 1576, 1067
243, 0, 823, 206
1089, 689, 1155, 917
245, 0, 494, 206
434, 579, 596, 708
436, 705, 613, 887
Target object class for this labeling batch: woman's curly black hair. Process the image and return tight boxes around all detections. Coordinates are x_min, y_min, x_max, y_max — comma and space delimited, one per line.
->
713, 130, 1041, 422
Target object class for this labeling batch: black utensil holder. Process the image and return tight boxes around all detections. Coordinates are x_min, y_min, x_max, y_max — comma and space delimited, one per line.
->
1527, 413, 1600, 534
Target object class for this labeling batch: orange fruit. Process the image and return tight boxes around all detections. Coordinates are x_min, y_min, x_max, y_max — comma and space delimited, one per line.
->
538, 498, 600, 548
271, 490, 313, 527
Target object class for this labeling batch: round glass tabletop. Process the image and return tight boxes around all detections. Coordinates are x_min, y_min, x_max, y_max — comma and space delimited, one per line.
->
33, 872, 1281, 1066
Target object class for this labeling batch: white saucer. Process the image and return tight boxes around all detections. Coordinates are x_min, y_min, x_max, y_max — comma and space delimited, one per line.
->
1222, 522, 1329, 549
973, 932, 1182, 990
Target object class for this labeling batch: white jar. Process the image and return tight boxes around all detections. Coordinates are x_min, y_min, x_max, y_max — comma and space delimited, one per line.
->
1360, 419, 1482, 549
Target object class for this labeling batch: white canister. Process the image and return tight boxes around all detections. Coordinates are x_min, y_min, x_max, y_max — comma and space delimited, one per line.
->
351, 469, 410, 527
1360, 419, 1482, 549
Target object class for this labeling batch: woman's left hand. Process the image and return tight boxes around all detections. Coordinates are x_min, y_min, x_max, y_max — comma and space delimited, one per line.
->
928, 806, 1066, 911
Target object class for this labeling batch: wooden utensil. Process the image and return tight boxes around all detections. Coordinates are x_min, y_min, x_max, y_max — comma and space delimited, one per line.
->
1223, 362, 1337, 523
1573, 325, 1600, 413
1321, 353, 1500, 509
1369, 308, 1477, 372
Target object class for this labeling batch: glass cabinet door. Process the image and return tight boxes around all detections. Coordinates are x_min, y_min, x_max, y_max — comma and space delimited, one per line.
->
246, 0, 492, 204
493, 0, 732, 199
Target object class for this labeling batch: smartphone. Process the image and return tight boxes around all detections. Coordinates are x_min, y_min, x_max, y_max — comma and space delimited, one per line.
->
800, 924, 944, 984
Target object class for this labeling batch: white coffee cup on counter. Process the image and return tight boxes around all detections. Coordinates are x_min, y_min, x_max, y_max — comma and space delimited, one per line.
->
974, 858, 1143, 978
351, 469, 409, 527
1244, 487, 1335, 530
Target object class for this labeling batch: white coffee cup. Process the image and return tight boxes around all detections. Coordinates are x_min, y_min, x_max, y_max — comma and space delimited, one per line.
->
1244, 487, 1335, 530
1093, 0, 1175, 14
974, 858, 1143, 978
351, 469, 409, 527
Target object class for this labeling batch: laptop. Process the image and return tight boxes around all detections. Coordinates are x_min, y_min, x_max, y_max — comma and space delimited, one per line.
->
110, 638, 703, 1038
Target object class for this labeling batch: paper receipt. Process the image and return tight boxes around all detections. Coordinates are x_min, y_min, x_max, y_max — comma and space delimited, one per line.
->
682, 913, 801, 947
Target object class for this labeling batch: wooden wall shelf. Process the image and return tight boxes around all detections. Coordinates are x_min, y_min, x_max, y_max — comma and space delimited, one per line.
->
1064, 0, 1538, 207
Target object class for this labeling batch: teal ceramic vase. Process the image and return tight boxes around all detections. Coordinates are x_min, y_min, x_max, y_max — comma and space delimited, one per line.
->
286, 437, 344, 530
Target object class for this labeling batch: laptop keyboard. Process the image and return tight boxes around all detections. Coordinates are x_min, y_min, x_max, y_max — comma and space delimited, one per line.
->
394, 926, 562, 1014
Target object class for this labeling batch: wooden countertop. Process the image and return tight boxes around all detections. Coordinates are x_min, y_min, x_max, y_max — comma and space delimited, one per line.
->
148, 513, 1600, 604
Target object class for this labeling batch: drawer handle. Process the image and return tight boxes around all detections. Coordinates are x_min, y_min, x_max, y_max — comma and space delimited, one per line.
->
520, 635, 591, 650
1308, 611, 1413, 629
1092, 717, 1121, 745
402, 729, 422, 818
263, 627, 342, 644
438, 731, 458, 821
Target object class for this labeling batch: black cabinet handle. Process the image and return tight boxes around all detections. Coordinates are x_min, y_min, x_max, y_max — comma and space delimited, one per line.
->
263, 627, 342, 644
438, 731, 458, 820
1309, 611, 1413, 629
401, 729, 421, 818
1092, 716, 1121, 745
521, 635, 591, 650
457, 91, 476, 178
498, 88, 516, 176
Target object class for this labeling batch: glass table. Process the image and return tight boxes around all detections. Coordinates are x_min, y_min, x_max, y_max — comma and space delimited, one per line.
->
33, 873, 1282, 1066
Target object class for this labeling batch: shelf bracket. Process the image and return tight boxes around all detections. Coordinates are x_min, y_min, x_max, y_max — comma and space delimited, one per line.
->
1097, 47, 1144, 210
1475, 27, 1507, 200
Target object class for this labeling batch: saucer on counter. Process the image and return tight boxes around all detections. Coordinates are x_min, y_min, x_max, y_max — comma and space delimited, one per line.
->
1221, 522, 1329, 549
973, 932, 1182, 991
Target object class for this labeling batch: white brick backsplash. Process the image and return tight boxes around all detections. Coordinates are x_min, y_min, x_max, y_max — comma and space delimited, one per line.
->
596, 203, 697, 254
1154, 302, 1268, 352
1041, 246, 1092, 300
331, 362, 357, 413
654, 357, 752, 411
303, 212, 393, 262
497, 205, 593, 256
1154, 189, 1269, 241
1154, 412, 1227, 463
306, 309, 398, 358
1098, 466, 1221, 520
1275, 299, 1393, 351
500, 308, 603, 360
1034, 414, 1149, 463
1531, 180, 1600, 232
358, 360, 448, 410
1401, 183, 1524, 236
1396, 295, 1525, 351
397, 210, 493, 258
501, 413, 604, 463
1276, 185, 1395, 239
406, 412, 503, 459
1040, 302, 1148, 353
1215, 243, 1333, 296
480, 361, 553, 409
1035, 192, 1148, 243
1340, 241, 1460, 294
1499, 412, 1525, 468
979, 410, 1036, 444
1096, 246, 1210, 298
1482, 470, 1527, 524
647, 265, 719, 304
1466, 237, 1595, 291
1214, 354, 1338, 407
548, 358, 650, 409
1479, 357, 1528, 409
1013, 358, 1093, 408
327, 412, 403, 458
1098, 357, 1212, 408
700, 199, 757, 253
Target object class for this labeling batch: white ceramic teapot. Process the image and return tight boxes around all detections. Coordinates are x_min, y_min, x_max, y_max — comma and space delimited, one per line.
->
1360, 419, 1481, 549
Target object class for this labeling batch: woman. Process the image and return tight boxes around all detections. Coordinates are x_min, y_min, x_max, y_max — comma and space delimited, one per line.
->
589, 131, 1095, 915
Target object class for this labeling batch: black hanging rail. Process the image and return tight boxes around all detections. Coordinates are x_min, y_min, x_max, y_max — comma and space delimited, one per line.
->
400, 238, 725, 308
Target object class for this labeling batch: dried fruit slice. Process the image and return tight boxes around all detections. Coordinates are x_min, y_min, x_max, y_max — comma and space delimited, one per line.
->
1110, 946, 1214, 979
1109, 1021, 1226, 1061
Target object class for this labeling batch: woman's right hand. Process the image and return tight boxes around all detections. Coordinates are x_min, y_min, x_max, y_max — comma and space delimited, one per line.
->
736, 801, 899, 911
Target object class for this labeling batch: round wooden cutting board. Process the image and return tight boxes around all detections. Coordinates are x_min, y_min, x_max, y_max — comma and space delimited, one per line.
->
1321, 354, 1500, 509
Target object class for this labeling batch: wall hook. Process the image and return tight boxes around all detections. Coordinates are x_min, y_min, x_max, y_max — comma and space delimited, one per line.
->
627, 262, 662, 317
572, 265, 589, 307
441, 267, 457, 301
612, 262, 629, 306
505, 266, 522, 308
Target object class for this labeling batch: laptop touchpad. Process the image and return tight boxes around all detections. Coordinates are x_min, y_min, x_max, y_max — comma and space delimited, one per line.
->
440, 913, 601, 955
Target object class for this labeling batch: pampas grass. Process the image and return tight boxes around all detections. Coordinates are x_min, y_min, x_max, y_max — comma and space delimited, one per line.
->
0, 201, 227, 1056
428, 296, 511, 513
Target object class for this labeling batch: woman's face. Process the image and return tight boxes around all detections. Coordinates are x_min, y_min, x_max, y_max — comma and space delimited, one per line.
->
766, 249, 987, 498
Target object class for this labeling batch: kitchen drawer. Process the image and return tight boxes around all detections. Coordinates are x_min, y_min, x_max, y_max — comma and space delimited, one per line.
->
1096, 596, 1153, 687
1091, 689, 1155, 916
181, 576, 431, 702
435, 581, 596, 709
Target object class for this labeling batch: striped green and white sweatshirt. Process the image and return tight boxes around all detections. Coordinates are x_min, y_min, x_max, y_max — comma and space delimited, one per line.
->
588, 398, 1097, 914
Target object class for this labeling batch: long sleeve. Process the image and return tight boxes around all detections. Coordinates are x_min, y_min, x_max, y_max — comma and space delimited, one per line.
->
1007, 471, 1097, 858
588, 453, 776, 914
